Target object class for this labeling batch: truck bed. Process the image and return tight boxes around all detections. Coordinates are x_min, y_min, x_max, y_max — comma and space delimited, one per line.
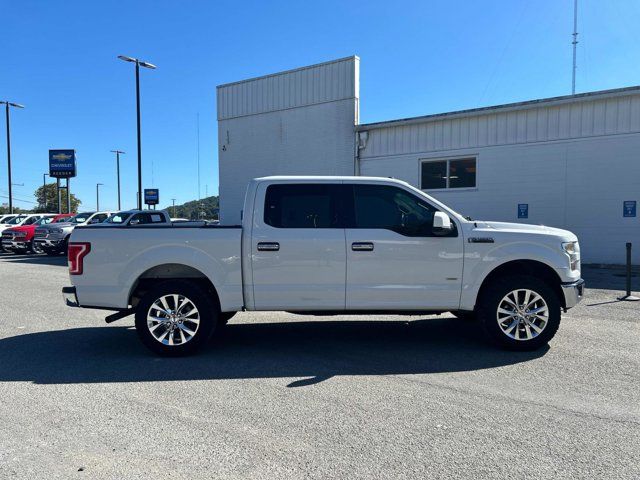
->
70, 224, 243, 311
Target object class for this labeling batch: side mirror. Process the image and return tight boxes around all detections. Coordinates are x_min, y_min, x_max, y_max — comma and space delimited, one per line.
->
432, 211, 453, 235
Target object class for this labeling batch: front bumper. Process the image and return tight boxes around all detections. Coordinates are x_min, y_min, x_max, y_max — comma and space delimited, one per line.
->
2, 239, 29, 250
34, 237, 64, 248
562, 278, 585, 309
62, 286, 79, 307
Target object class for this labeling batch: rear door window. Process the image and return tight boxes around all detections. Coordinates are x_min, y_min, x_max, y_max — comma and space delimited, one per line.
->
264, 184, 343, 228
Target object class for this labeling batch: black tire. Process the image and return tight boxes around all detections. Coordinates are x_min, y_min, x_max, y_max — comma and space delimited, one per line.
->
477, 274, 561, 351
451, 311, 476, 321
134, 280, 219, 356
60, 237, 69, 256
30, 240, 43, 254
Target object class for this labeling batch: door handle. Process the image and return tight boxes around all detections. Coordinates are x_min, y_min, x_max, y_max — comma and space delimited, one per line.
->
351, 242, 374, 252
257, 242, 280, 252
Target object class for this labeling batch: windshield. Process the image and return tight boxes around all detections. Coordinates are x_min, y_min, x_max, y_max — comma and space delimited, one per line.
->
0, 216, 16, 224
5, 215, 27, 225
70, 214, 93, 224
35, 217, 55, 225
52, 216, 71, 223
105, 212, 132, 224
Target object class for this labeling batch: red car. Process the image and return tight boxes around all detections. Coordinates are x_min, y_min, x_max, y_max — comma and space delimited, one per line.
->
1, 214, 74, 254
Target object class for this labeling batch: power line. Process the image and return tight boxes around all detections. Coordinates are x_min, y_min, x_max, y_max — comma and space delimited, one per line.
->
0, 193, 37, 204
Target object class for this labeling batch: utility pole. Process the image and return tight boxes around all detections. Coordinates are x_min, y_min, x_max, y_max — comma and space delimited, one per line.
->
66, 178, 71, 213
571, 0, 578, 95
118, 55, 156, 210
171, 198, 177, 218
96, 183, 103, 211
1, 101, 24, 214
110, 150, 125, 210
42, 173, 49, 212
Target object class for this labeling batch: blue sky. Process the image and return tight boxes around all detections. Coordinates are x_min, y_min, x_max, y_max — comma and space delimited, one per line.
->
1, 0, 639, 211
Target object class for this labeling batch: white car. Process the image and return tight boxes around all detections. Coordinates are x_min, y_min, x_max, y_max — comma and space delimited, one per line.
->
64, 176, 583, 356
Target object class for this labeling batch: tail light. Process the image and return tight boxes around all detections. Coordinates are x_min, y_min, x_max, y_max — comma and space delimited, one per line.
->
68, 242, 91, 275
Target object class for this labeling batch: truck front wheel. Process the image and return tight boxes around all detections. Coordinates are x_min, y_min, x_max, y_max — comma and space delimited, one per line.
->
134, 280, 218, 356
477, 275, 561, 351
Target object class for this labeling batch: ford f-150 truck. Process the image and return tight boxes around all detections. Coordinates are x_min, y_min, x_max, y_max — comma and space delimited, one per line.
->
63, 176, 584, 356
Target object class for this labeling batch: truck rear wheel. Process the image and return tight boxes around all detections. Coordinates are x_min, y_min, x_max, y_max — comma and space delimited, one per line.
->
134, 280, 218, 356
477, 274, 561, 351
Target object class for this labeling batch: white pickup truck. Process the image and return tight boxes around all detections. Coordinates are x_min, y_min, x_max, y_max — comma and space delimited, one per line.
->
63, 176, 584, 356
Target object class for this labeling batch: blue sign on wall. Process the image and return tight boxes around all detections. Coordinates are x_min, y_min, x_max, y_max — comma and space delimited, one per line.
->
49, 149, 77, 178
144, 189, 159, 205
623, 200, 636, 217
518, 203, 528, 219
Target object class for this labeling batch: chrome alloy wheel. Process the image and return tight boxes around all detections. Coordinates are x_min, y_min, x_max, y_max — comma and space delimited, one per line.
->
496, 289, 549, 341
147, 294, 200, 346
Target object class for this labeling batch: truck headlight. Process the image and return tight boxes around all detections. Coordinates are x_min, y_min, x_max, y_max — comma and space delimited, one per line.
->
562, 241, 580, 271
14, 231, 27, 238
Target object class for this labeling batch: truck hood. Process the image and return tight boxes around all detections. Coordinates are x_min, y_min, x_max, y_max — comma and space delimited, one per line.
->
6, 225, 35, 233
39, 222, 79, 230
474, 221, 577, 241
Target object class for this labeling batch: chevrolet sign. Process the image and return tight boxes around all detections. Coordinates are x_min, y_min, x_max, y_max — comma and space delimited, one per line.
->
144, 189, 159, 205
49, 149, 77, 178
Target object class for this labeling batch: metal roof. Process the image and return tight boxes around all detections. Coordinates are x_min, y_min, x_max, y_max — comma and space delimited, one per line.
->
357, 85, 640, 131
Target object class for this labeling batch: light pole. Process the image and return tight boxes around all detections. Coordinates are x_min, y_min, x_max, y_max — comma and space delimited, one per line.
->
96, 183, 103, 211
110, 150, 125, 211
1, 101, 24, 214
171, 198, 176, 218
117, 55, 156, 211
42, 173, 49, 212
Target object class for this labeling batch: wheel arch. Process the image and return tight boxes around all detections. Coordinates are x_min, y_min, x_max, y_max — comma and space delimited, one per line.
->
476, 260, 565, 310
128, 263, 221, 311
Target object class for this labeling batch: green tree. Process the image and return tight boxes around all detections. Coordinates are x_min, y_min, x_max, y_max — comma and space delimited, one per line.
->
34, 183, 82, 214
170, 196, 219, 220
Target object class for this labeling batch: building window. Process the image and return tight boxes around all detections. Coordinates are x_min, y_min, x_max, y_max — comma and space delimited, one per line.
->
421, 157, 476, 190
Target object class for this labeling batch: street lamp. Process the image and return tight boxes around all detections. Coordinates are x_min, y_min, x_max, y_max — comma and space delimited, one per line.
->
96, 183, 104, 211
110, 150, 125, 211
117, 55, 156, 210
171, 198, 176, 218
43, 173, 49, 212
0, 101, 24, 214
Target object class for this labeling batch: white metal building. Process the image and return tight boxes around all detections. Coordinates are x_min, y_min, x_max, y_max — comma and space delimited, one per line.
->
217, 56, 640, 264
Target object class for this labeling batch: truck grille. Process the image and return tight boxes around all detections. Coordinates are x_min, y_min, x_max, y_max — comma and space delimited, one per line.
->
1, 232, 13, 240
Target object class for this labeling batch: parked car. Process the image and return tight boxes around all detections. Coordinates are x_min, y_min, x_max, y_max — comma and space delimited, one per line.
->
34, 211, 111, 256
63, 176, 584, 356
102, 210, 172, 226
1, 214, 73, 254
0, 214, 52, 252
0, 214, 18, 224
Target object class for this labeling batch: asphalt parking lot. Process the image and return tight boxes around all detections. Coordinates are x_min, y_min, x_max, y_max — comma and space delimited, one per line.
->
0, 253, 638, 479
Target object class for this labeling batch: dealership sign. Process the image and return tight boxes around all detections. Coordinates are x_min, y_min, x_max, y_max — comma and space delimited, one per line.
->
49, 149, 77, 178
144, 189, 159, 206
